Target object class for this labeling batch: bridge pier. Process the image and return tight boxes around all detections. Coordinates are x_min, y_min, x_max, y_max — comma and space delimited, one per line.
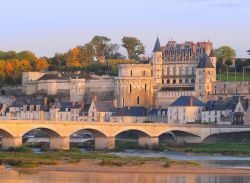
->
95, 137, 115, 150
50, 136, 70, 150
139, 137, 159, 147
2, 137, 22, 148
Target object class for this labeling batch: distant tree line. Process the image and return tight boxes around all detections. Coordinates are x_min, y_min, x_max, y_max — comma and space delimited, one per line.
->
0, 36, 145, 86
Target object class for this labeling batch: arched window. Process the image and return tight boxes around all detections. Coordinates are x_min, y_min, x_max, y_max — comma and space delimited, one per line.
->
185, 79, 189, 83
173, 79, 176, 84
191, 79, 195, 83
137, 96, 140, 105
167, 79, 170, 84
179, 79, 182, 84
130, 85, 132, 93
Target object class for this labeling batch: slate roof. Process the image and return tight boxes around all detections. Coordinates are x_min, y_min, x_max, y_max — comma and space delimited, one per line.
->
197, 53, 215, 69
113, 106, 147, 117
59, 102, 82, 112
8, 97, 49, 111
148, 108, 168, 116
170, 96, 205, 107
209, 49, 216, 57
203, 96, 248, 111
94, 101, 115, 112
38, 72, 85, 81
153, 37, 161, 52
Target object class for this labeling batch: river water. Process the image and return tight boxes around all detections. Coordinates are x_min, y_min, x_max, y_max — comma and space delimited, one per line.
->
1, 150, 250, 183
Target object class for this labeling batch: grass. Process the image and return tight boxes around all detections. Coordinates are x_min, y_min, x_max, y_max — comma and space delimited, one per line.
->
216, 72, 250, 81
0, 146, 199, 168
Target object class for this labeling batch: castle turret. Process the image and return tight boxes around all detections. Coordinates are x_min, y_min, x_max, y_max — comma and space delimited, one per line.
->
209, 49, 217, 69
152, 37, 163, 87
195, 53, 216, 103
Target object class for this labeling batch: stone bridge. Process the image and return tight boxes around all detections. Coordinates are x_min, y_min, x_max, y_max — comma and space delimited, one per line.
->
1, 120, 250, 150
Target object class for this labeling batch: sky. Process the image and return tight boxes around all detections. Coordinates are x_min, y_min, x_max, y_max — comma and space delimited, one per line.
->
0, 0, 250, 58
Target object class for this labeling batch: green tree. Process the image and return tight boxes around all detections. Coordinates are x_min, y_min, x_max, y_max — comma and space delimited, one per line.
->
235, 58, 243, 72
215, 46, 236, 63
122, 36, 145, 60
90, 36, 122, 61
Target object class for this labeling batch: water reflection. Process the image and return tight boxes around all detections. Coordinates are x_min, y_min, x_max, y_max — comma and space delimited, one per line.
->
0, 169, 249, 183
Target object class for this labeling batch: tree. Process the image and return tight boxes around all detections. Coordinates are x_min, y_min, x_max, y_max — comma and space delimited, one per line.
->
235, 58, 243, 72
122, 36, 145, 60
90, 36, 122, 61
215, 46, 236, 63
36, 58, 49, 71
247, 50, 250, 55
65, 47, 81, 67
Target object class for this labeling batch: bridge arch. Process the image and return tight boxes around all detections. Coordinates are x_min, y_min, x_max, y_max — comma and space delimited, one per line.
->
158, 130, 202, 144
21, 127, 62, 138
0, 128, 15, 138
69, 128, 108, 138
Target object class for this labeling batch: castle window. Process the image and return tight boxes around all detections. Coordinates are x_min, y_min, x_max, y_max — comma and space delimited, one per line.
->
145, 84, 147, 91
122, 98, 125, 107
162, 79, 164, 84
131, 70, 133, 76
173, 79, 176, 84
179, 79, 182, 84
167, 79, 170, 84
137, 96, 140, 105
130, 85, 132, 93
143, 70, 146, 76
191, 79, 195, 83
185, 79, 189, 83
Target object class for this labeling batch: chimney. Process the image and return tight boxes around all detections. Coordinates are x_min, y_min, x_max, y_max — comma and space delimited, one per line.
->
189, 96, 193, 106
113, 97, 117, 108
13, 96, 16, 102
44, 97, 48, 106
81, 101, 85, 109
72, 100, 76, 108
93, 96, 97, 102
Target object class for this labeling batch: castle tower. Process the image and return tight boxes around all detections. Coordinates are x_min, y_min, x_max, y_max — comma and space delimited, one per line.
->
114, 64, 153, 108
152, 37, 163, 87
195, 53, 216, 103
209, 49, 217, 69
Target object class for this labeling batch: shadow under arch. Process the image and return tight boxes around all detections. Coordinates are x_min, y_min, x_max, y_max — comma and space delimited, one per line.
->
202, 131, 250, 144
22, 127, 61, 138
114, 129, 152, 149
0, 128, 14, 138
69, 128, 109, 149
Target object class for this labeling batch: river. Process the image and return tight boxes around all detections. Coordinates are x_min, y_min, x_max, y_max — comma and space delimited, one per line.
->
1, 150, 250, 183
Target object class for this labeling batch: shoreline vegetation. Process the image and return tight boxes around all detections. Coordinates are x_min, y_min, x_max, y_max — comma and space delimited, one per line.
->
115, 141, 250, 156
0, 146, 199, 169
0, 142, 250, 169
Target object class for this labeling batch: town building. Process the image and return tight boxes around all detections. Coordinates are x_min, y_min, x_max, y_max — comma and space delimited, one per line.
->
110, 106, 148, 123
202, 96, 248, 125
146, 108, 168, 123
168, 96, 205, 124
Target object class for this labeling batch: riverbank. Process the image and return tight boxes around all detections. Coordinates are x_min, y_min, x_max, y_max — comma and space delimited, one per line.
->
0, 147, 198, 168
14, 159, 250, 175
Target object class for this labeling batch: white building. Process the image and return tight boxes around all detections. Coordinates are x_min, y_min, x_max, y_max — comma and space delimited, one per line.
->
168, 96, 204, 124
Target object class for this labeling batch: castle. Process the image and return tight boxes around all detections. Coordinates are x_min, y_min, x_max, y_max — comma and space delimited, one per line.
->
115, 38, 217, 108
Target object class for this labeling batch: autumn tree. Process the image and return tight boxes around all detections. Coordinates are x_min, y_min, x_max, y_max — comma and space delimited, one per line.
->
122, 36, 145, 60
36, 58, 49, 71
215, 46, 236, 63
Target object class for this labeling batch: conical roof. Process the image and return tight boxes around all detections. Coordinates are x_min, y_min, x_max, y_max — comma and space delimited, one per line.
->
153, 37, 161, 52
197, 53, 215, 69
209, 49, 216, 57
